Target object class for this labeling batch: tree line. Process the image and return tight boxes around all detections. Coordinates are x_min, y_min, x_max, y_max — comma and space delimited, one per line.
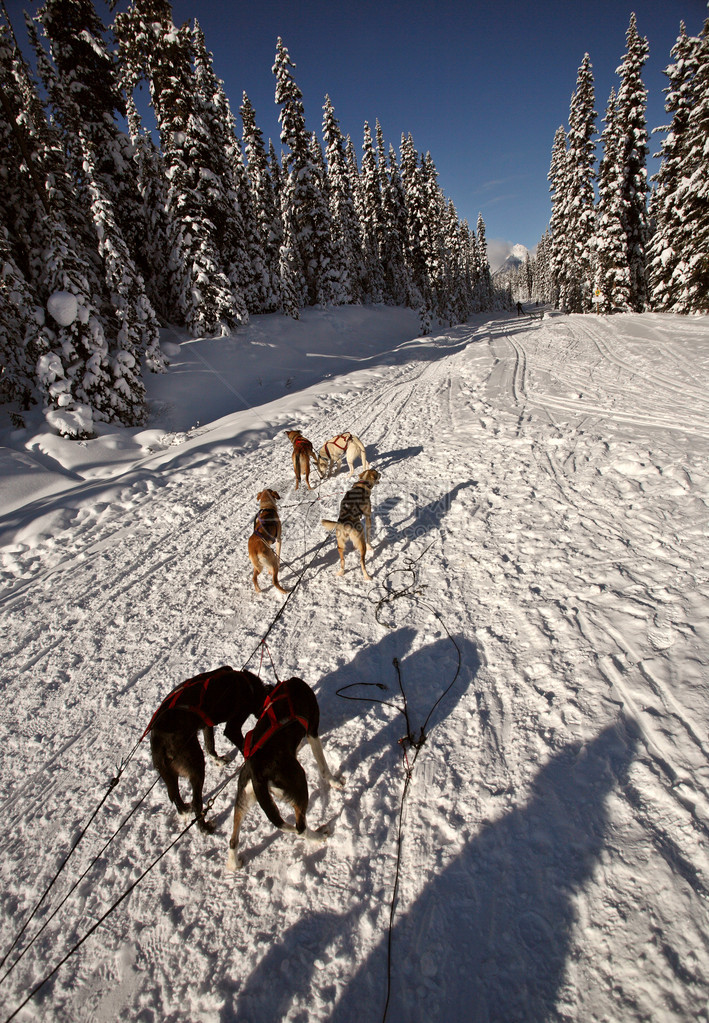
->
0, 0, 495, 435
518, 12, 708, 315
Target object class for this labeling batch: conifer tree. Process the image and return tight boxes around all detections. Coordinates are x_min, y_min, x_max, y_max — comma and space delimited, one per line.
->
0, 17, 117, 431
648, 19, 709, 313
191, 21, 251, 319
322, 95, 363, 303
358, 121, 385, 302
0, 226, 50, 411
273, 38, 336, 308
241, 92, 282, 311
547, 124, 569, 308
35, 0, 166, 401
474, 212, 493, 310
614, 13, 650, 310
594, 89, 632, 311
399, 133, 428, 312
564, 53, 596, 311
114, 1, 242, 335
380, 144, 410, 306
36, 0, 148, 276
420, 152, 448, 320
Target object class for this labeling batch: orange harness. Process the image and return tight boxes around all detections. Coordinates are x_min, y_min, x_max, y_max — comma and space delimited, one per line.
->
141, 667, 231, 740
243, 681, 309, 759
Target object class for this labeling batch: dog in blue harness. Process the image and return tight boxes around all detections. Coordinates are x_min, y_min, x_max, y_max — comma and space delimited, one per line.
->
248, 489, 289, 595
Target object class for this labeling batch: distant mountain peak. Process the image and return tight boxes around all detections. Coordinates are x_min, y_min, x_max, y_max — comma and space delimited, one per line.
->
493, 244, 529, 277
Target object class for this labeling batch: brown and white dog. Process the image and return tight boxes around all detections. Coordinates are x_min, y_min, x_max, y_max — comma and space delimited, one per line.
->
321, 468, 380, 580
317, 432, 369, 478
226, 676, 344, 869
248, 489, 289, 595
285, 429, 315, 490
145, 667, 269, 833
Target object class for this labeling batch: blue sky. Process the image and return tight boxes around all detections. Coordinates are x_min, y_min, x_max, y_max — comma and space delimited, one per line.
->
6, 0, 707, 266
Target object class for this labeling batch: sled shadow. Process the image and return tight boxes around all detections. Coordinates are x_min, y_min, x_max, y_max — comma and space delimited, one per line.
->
222, 719, 637, 1023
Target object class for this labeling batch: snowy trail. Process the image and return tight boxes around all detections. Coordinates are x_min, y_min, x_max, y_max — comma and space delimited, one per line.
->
0, 310, 707, 1022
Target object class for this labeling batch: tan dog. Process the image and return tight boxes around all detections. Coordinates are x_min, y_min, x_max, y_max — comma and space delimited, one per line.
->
285, 429, 315, 490
248, 489, 289, 594
317, 432, 369, 478
321, 469, 380, 580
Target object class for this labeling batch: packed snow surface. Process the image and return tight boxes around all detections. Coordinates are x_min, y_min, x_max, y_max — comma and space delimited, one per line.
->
0, 306, 707, 1022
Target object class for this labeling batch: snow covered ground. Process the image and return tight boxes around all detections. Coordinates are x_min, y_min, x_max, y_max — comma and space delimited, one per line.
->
0, 305, 707, 1022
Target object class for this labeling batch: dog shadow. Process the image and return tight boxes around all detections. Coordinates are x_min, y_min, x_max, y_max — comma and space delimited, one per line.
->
285, 478, 480, 583
223, 719, 638, 1023
369, 444, 424, 472
374, 478, 478, 558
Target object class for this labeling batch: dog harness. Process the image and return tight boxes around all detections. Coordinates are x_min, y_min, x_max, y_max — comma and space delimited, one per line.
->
294, 436, 311, 452
254, 508, 278, 545
243, 681, 309, 758
329, 433, 351, 452
141, 666, 233, 740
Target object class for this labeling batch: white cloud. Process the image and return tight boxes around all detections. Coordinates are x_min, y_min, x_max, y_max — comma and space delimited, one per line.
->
487, 239, 515, 272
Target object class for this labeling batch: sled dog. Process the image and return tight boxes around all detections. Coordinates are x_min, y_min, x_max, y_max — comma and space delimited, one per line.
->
226, 677, 343, 869
146, 667, 269, 833
285, 429, 315, 490
248, 489, 289, 595
321, 468, 380, 580
317, 432, 369, 478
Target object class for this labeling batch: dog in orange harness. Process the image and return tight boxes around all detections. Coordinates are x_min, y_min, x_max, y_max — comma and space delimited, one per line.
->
285, 429, 315, 490
226, 677, 344, 869
145, 667, 269, 833
248, 489, 289, 595
316, 432, 369, 478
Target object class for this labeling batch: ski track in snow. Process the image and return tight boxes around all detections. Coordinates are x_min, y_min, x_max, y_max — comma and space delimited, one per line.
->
0, 311, 708, 1022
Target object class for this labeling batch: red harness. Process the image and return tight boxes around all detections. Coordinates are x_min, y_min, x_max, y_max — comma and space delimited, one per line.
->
294, 436, 311, 452
329, 433, 350, 452
243, 681, 309, 758
142, 667, 231, 740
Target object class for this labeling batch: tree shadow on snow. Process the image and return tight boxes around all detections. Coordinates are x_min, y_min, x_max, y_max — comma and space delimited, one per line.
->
223, 716, 638, 1023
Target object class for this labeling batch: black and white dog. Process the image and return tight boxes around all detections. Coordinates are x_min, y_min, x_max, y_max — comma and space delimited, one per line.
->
227, 677, 344, 869
146, 666, 269, 833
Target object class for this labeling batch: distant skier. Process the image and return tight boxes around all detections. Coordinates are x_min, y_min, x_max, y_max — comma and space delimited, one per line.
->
516, 301, 525, 316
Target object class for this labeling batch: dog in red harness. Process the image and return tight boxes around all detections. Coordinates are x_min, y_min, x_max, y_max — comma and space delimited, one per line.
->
226, 677, 344, 869
145, 667, 269, 833
285, 429, 315, 490
248, 489, 289, 595
316, 432, 369, 479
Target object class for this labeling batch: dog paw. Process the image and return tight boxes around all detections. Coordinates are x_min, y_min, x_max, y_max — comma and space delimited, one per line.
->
198, 817, 216, 835
336, 568, 345, 576
305, 824, 330, 843
226, 848, 243, 872
329, 774, 345, 790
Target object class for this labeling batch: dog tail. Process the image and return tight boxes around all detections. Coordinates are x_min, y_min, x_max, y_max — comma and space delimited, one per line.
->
252, 774, 288, 830
321, 519, 337, 532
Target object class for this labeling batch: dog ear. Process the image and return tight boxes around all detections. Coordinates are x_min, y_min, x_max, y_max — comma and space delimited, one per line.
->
273, 491, 280, 500
256, 490, 263, 501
